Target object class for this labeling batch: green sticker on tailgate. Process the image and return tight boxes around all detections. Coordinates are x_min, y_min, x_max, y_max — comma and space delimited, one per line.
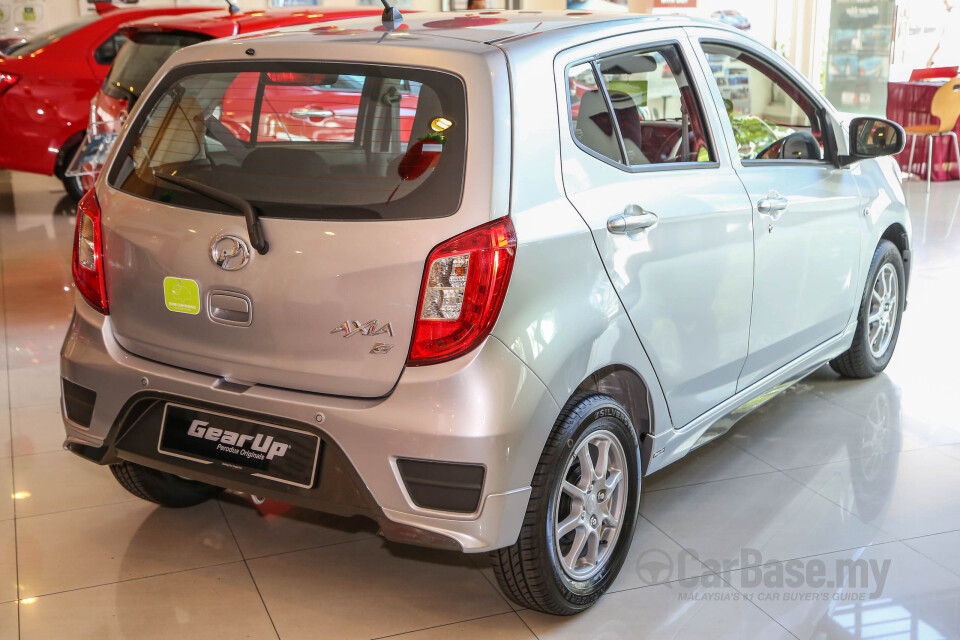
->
163, 277, 200, 315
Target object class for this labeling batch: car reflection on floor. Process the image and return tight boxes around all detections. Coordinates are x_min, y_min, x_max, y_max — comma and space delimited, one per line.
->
1, 169, 959, 639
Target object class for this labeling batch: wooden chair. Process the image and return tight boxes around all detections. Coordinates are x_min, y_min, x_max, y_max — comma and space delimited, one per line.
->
905, 76, 960, 191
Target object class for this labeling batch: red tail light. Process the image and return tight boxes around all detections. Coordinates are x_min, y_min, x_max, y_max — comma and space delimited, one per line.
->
72, 191, 109, 314
0, 72, 19, 98
408, 217, 517, 366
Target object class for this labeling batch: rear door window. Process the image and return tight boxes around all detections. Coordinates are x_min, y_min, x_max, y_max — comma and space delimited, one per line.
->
567, 44, 714, 168
109, 62, 466, 221
568, 62, 623, 164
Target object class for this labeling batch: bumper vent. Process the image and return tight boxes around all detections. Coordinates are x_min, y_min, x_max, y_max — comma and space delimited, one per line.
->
62, 378, 97, 428
396, 458, 484, 514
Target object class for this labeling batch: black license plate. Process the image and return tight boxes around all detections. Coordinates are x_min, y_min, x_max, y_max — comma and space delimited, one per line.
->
158, 404, 321, 489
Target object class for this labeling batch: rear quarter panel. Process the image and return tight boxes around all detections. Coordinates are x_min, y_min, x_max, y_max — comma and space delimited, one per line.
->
490, 32, 673, 437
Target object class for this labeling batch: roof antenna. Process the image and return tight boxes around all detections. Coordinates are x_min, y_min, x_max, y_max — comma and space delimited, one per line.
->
225, 0, 240, 15
379, 0, 403, 31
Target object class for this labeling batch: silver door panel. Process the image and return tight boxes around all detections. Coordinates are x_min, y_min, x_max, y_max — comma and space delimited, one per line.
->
684, 27, 865, 389
490, 32, 673, 435
553, 31, 755, 428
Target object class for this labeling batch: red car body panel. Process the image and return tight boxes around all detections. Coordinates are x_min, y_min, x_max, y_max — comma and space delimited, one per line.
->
81, 7, 383, 189
220, 74, 419, 144
0, 4, 217, 176
121, 6, 382, 40
95, 7, 383, 121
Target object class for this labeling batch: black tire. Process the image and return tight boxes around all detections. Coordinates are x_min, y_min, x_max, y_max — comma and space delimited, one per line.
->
110, 460, 223, 508
830, 240, 905, 378
490, 393, 641, 615
60, 172, 86, 204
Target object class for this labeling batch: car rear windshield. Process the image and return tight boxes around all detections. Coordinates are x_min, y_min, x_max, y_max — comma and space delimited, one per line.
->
109, 61, 467, 221
103, 31, 209, 103
4, 16, 97, 56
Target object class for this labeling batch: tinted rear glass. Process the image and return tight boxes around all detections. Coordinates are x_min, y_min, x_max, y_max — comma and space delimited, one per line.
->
109, 62, 466, 221
104, 32, 209, 102
6, 16, 96, 56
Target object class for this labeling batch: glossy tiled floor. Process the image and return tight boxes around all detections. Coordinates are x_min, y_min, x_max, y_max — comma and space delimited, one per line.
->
1, 170, 959, 640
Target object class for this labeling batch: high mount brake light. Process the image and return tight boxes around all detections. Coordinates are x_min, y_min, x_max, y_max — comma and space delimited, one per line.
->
72, 191, 109, 314
408, 217, 517, 366
0, 73, 20, 98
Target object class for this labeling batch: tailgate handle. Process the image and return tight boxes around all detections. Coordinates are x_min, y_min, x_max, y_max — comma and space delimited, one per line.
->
209, 291, 252, 327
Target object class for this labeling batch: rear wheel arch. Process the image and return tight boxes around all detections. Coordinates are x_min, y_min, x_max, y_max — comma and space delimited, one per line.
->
574, 365, 653, 465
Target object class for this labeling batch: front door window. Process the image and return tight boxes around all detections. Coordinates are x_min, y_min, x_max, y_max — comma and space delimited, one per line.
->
702, 42, 826, 162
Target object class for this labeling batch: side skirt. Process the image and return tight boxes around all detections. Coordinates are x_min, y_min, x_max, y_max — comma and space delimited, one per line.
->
643, 323, 856, 475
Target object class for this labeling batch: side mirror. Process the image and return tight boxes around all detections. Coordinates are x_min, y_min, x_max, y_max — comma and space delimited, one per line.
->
839, 116, 906, 167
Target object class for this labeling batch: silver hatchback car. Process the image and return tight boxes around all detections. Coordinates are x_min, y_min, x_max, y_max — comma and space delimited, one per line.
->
61, 11, 910, 614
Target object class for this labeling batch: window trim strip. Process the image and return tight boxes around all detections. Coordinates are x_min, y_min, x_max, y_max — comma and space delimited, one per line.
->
591, 60, 629, 166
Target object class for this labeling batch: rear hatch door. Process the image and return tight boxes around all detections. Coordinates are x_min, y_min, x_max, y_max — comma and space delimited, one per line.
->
101, 60, 470, 397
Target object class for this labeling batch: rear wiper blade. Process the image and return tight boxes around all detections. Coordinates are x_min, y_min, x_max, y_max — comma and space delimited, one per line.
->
155, 171, 269, 255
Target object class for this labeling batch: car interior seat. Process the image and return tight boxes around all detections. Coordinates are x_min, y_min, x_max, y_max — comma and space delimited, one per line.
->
575, 90, 649, 165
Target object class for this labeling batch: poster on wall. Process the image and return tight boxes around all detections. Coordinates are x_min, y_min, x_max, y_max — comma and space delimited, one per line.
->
824, 0, 895, 116
566, 0, 627, 13
0, 3, 11, 41
708, 8, 750, 31
10, 0, 43, 36
14, 3, 42, 25
356, 0, 413, 9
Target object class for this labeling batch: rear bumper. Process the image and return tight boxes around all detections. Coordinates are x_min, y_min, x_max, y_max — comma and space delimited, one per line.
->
60, 297, 560, 552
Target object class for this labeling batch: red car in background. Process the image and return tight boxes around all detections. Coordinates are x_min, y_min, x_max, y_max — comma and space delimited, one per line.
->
72, 6, 384, 194
219, 71, 419, 144
0, 2, 218, 200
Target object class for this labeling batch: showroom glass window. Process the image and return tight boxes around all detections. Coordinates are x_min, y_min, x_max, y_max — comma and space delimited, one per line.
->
701, 42, 827, 162
109, 63, 466, 221
567, 44, 714, 167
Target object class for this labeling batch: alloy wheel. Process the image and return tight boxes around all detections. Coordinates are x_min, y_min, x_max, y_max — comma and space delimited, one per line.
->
553, 430, 629, 581
868, 263, 899, 358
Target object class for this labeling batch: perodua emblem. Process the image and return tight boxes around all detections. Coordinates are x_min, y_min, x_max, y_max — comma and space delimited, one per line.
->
211, 235, 251, 271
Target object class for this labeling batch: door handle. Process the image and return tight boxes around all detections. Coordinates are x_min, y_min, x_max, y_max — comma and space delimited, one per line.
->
607, 205, 659, 235
757, 196, 789, 220
290, 108, 334, 119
